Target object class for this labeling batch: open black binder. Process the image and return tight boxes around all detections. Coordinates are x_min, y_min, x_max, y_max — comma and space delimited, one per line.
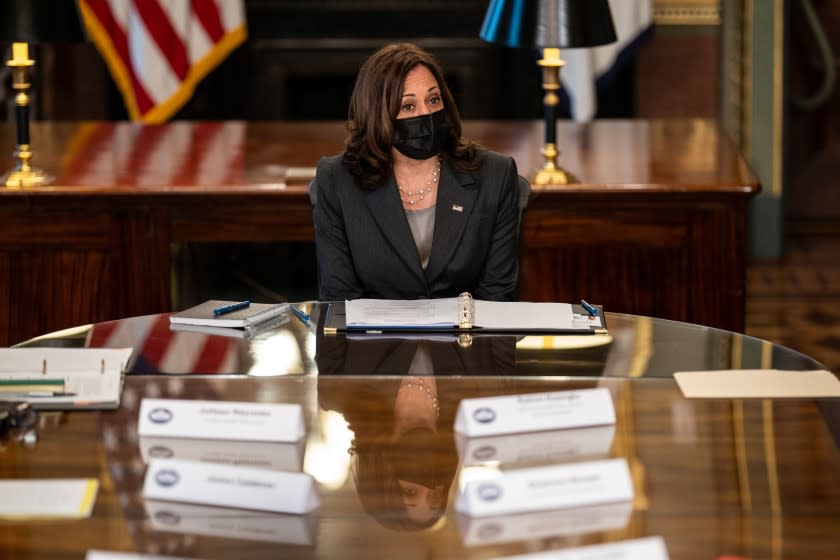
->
322, 299, 608, 335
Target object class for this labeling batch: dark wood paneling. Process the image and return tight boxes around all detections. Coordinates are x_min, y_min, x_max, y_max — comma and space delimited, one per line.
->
0, 253, 9, 344
0, 205, 116, 340
521, 247, 689, 321
9, 248, 111, 339
636, 27, 721, 118
115, 209, 171, 319
172, 200, 314, 242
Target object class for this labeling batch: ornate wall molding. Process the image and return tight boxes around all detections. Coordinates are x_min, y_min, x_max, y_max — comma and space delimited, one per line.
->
654, 0, 721, 25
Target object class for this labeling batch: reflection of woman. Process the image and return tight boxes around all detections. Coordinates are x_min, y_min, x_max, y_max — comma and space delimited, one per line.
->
315, 332, 516, 376
319, 368, 459, 531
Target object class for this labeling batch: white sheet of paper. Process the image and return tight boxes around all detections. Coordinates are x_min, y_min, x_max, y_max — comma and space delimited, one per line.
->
346, 298, 460, 327
87, 552, 196, 560
455, 458, 633, 518
454, 388, 616, 437
0, 348, 132, 374
496, 536, 669, 560
345, 299, 576, 330
142, 458, 319, 515
144, 499, 317, 545
137, 398, 304, 442
0, 479, 98, 519
457, 501, 632, 547
139, 435, 305, 472
456, 425, 615, 467
674, 369, 840, 398
473, 301, 574, 330
572, 312, 603, 328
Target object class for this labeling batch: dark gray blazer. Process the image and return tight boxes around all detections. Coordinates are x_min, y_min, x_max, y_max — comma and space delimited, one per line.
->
313, 149, 520, 301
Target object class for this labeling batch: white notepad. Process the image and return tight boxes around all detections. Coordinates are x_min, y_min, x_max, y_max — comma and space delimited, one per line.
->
674, 369, 840, 398
169, 300, 289, 328
0, 479, 98, 519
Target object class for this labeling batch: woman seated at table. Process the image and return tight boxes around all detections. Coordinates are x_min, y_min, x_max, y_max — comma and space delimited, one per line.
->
313, 42, 521, 301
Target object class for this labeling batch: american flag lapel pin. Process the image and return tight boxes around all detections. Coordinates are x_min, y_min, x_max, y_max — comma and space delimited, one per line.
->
452, 204, 463, 212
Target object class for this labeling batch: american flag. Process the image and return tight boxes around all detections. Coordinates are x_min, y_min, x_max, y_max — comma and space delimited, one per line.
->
59, 121, 246, 187
88, 314, 243, 374
76, 0, 247, 123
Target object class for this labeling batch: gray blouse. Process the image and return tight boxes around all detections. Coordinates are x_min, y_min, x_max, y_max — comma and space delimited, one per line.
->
405, 206, 436, 269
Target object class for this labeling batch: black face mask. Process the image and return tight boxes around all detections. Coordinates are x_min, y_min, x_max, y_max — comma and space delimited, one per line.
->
392, 110, 451, 160
388, 427, 456, 490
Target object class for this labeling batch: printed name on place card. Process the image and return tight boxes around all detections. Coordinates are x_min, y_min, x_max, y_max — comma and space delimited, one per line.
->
142, 458, 319, 515
455, 458, 633, 518
495, 536, 669, 560
454, 388, 615, 437
138, 398, 304, 442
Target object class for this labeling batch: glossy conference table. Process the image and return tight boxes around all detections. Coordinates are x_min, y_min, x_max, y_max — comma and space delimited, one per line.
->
5, 305, 839, 559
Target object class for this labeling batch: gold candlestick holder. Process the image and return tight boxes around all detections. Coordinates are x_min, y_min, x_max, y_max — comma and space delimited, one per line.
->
2, 42, 51, 188
533, 47, 577, 186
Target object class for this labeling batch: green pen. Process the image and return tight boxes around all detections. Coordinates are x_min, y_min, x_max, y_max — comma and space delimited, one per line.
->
0, 379, 66, 393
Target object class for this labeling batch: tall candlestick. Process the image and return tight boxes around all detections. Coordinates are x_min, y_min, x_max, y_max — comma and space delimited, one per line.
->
12, 42, 29, 64
2, 41, 50, 187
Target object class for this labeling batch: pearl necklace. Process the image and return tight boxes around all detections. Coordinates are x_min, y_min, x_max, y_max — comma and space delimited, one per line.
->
397, 157, 441, 205
398, 376, 439, 416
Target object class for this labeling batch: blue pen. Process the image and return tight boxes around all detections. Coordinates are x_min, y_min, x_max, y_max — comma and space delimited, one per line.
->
213, 300, 250, 316
290, 305, 310, 322
580, 299, 598, 317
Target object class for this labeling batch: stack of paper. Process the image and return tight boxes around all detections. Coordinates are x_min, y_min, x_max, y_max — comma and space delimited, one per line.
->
169, 300, 291, 338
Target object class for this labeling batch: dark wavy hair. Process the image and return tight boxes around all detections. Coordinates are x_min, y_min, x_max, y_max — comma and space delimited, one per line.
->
343, 43, 477, 187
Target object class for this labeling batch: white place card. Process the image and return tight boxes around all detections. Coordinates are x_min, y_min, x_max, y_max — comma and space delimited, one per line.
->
144, 500, 318, 545
454, 388, 615, 437
0, 478, 98, 519
139, 436, 305, 472
496, 536, 669, 560
457, 501, 632, 547
87, 552, 197, 560
142, 458, 319, 515
137, 398, 304, 442
456, 425, 615, 467
455, 458, 633, 518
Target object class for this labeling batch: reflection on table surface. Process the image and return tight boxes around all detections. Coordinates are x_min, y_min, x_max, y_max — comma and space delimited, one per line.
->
2, 375, 840, 559
17, 303, 825, 377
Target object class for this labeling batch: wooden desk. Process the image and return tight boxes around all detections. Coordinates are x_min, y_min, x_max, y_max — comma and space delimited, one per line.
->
0, 120, 758, 346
